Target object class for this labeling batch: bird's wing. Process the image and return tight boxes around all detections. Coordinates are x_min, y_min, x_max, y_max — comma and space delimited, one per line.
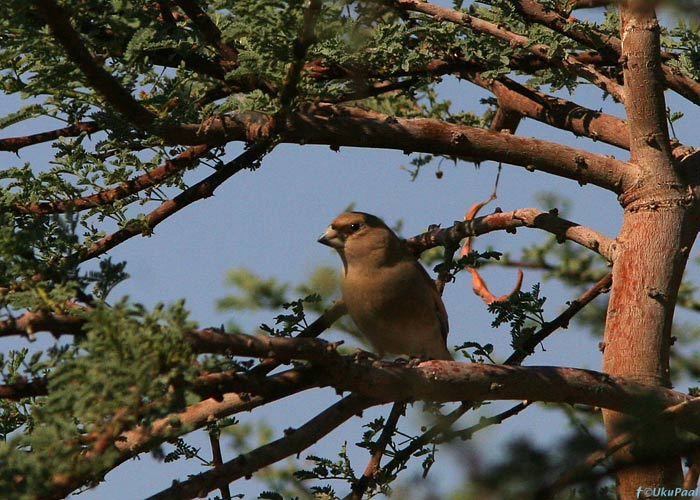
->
414, 259, 449, 342
433, 285, 449, 343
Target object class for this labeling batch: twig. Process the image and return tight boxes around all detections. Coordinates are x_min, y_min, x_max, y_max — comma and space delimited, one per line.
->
209, 431, 232, 500
363, 403, 471, 494
462, 166, 524, 304
250, 300, 347, 376
439, 400, 532, 442
344, 402, 406, 500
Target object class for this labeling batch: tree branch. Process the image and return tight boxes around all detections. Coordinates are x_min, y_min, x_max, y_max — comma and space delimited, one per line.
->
36, 0, 160, 132
513, 0, 700, 107
0, 121, 99, 152
12, 144, 212, 215
118, 367, 321, 454
345, 401, 406, 500
35, 0, 234, 145
392, 0, 625, 102
267, 104, 634, 192
504, 272, 613, 365
468, 72, 630, 150
145, 394, 377, 500
79, 140, 273, 261
173, 0, 238, 69
319, 361, 699, 434
406, 207, 617, 261
0, 310, 86, 339
40, 367, 321, 500
0, 377, 48, 400
185, 328, 343, 364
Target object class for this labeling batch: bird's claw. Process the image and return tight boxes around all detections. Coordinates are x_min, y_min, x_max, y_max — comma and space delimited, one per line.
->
351, 349, 378, 362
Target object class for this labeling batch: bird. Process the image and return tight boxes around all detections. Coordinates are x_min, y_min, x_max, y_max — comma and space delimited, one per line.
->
318, 211, 452, 360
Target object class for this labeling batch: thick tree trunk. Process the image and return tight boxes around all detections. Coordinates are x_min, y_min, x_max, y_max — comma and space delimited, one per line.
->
603, 205, 696, 498
603, 3, 699, 497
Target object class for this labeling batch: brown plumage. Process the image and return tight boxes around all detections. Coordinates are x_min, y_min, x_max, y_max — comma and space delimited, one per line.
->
318, 212, 452, 360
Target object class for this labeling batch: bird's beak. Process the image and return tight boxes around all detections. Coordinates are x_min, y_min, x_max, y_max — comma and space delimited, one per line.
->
318, 226, 344, 248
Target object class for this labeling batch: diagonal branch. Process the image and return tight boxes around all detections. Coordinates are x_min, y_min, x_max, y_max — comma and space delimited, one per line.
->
468, 72, 630, 151
174, 0, 238, 69
0, 121, 100, 152
12, 144, 212, 215
392, 0, 624, 102
145, 393, 377, 500
41, 366, 322, 500
513, 0, 700, 106
36, 0, 160, 133
504, 272, 613, 365
118, 367, 321, 454
79, 140, 273, 261
345, 401, 406, 500
35, 0, 231, 145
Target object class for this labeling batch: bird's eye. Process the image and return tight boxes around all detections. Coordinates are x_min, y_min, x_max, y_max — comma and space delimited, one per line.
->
349, 223, 361, 232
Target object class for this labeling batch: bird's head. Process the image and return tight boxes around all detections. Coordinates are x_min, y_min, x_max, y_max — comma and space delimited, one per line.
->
318, 211, 387, 250
319, 212, 408, 269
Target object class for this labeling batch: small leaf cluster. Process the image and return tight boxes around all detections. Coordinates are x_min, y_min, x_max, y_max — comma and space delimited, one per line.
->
488, 283, 546, 353
260, 294, 321, 338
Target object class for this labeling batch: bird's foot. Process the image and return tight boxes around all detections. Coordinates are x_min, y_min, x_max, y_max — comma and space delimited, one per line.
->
351, 349, 378, 363
393, 356, 424, 367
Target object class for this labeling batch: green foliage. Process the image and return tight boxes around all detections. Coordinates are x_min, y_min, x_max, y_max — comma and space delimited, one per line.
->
666, 20, 700, 81
259, 294, 321, 337
163, 438, 205, 463
488, 283, 547, 353
0, 300, 198, 499
455, 341, 495, 363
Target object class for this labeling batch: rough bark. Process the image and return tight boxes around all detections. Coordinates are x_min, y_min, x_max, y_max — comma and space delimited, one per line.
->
601, 2, 698, 497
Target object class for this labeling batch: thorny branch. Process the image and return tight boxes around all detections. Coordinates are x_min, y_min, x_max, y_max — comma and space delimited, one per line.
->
406, 207, 616, 262
0, 121, 100, 152
12, 144, 212, 215
392, 0, 625, 103
79, 140, 273, 261
146, 394, 378, 500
